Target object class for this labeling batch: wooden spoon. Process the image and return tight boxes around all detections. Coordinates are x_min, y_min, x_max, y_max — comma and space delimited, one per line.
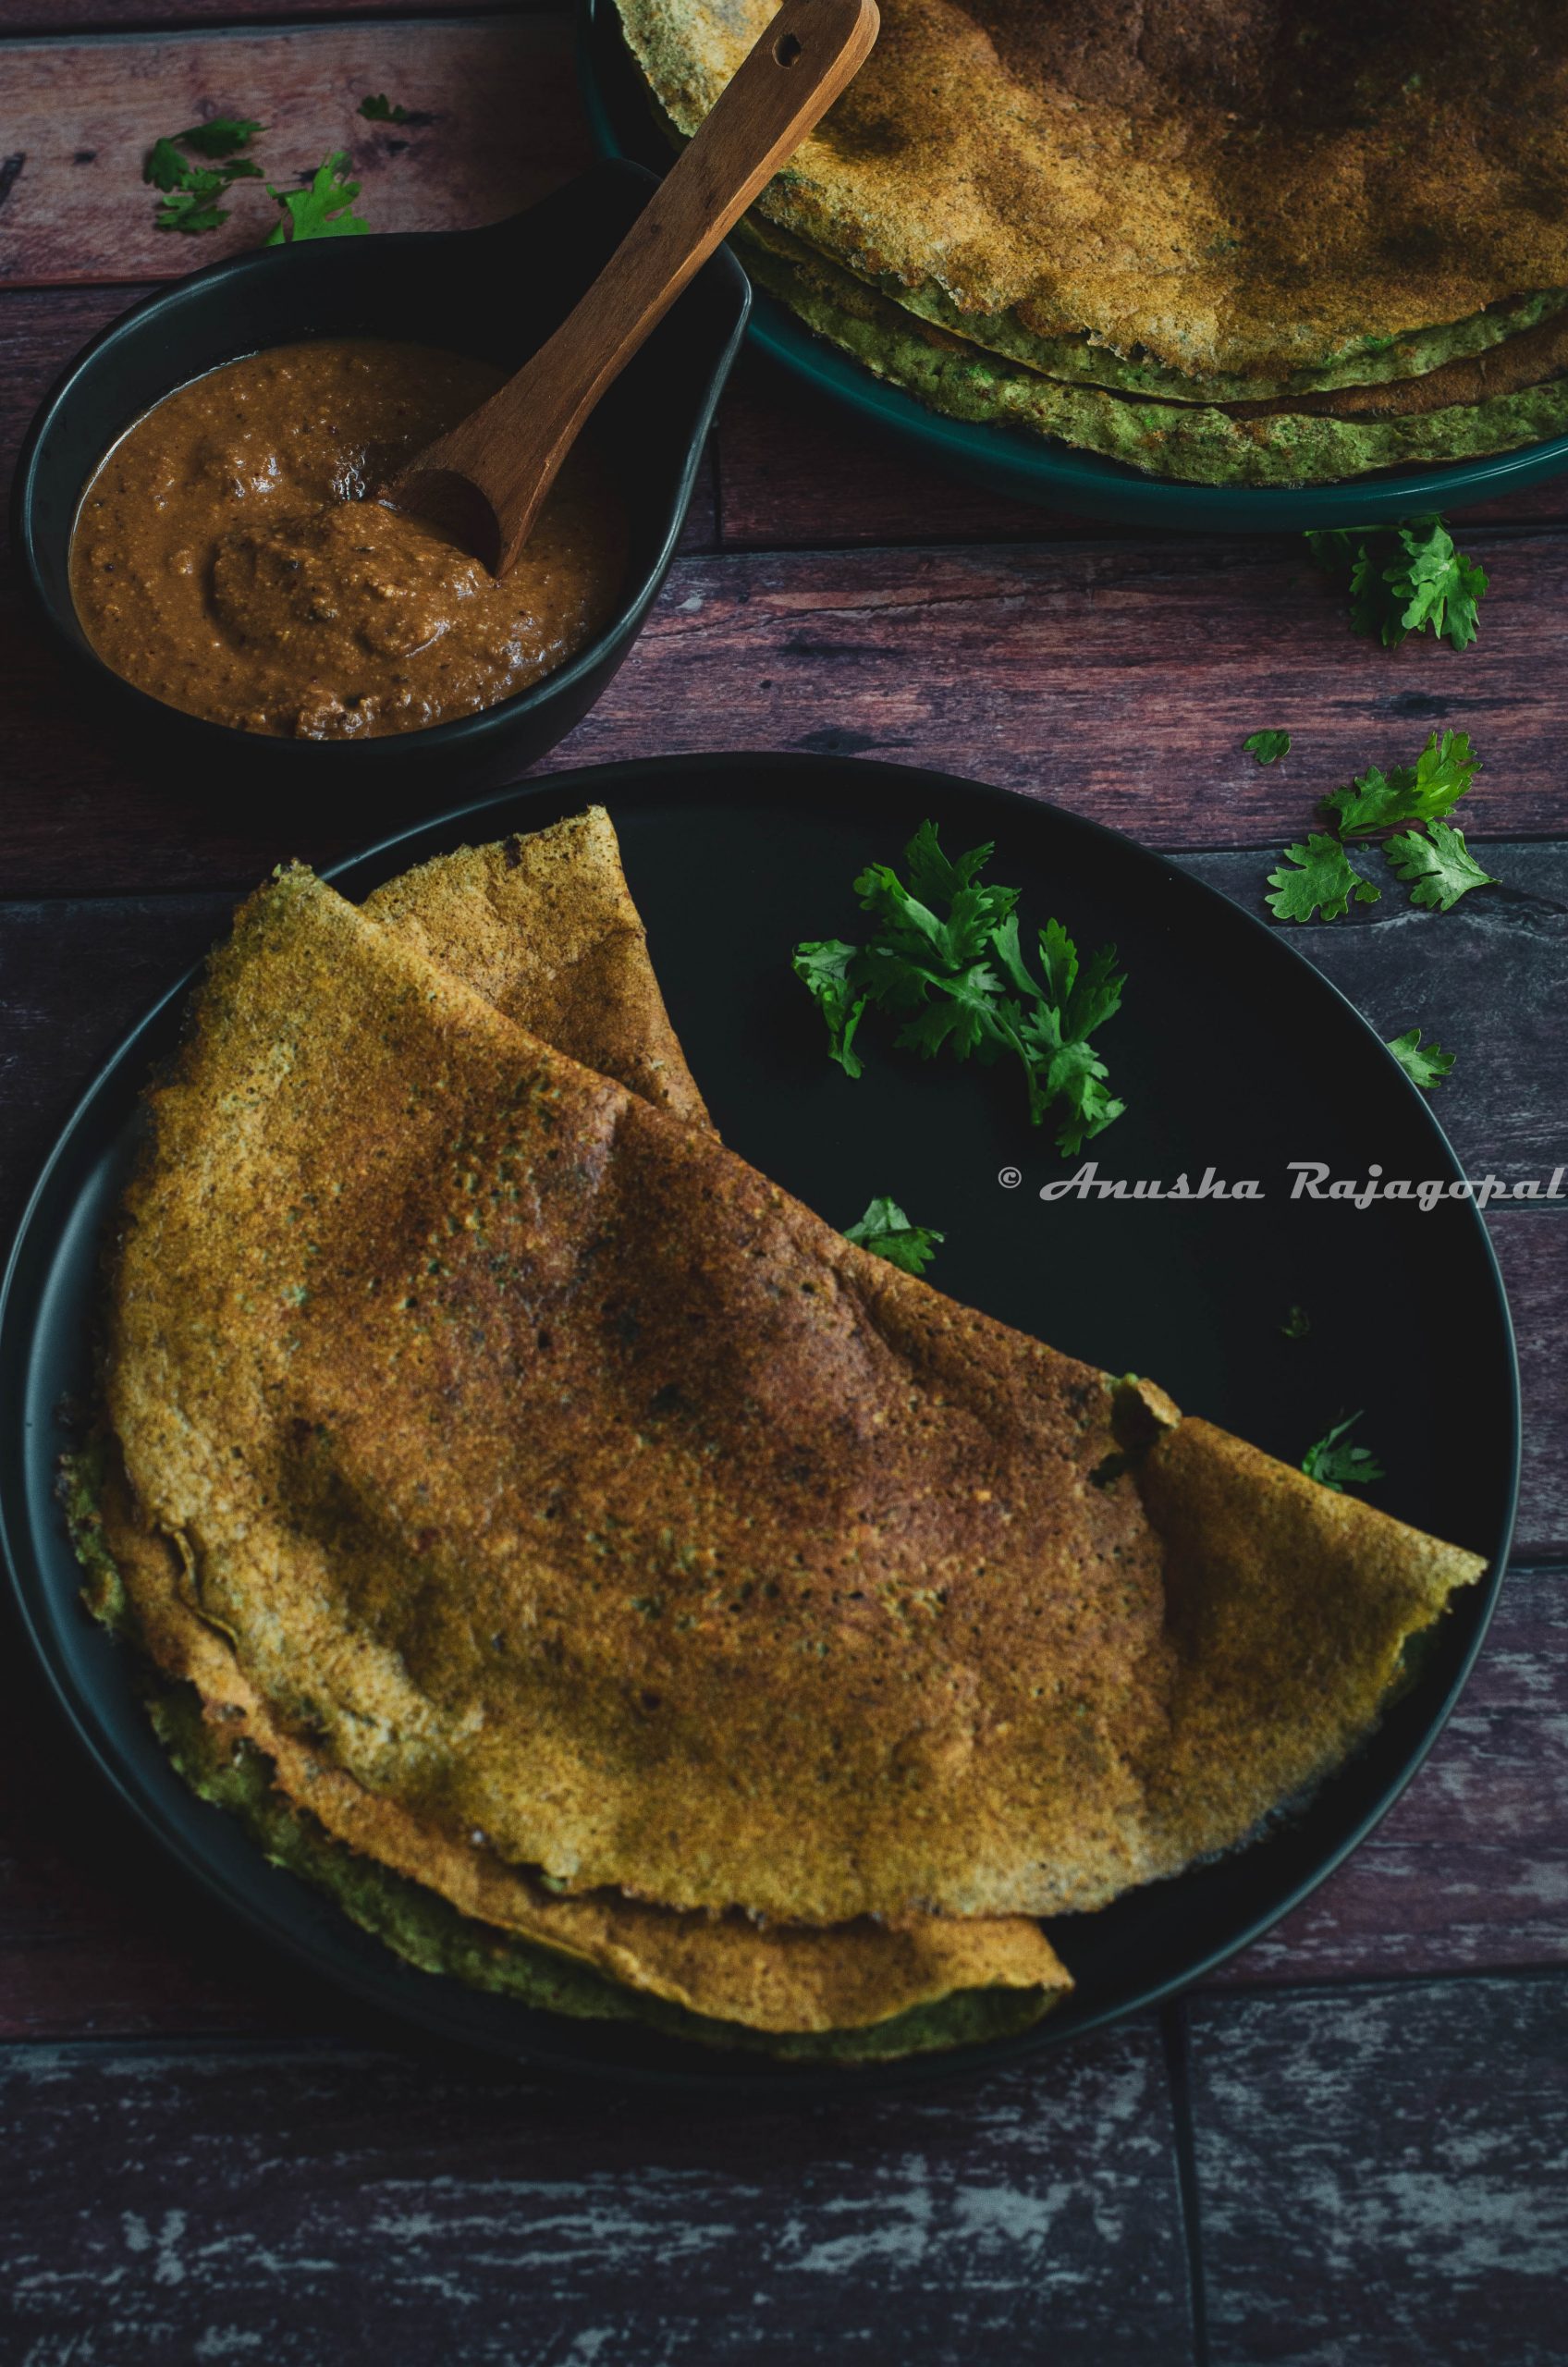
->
395, 0, 880, 576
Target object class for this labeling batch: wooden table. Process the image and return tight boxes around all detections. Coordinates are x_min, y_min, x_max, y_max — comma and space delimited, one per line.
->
3, 7, 1565, 2360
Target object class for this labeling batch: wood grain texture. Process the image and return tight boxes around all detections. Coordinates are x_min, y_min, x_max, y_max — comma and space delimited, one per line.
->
0, 2027, 1193, 2363
1188, 1974, 1568, 2364
0, 15, 587, 288
6, 534, 1568, 896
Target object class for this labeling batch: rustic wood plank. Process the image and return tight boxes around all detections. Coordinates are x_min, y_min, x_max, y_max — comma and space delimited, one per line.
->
0, 2027, 1193, 2362
0, 15, 587, 288
6, 533, 1568, 896
1188, 1974, 1568, 2365
1493, 1217, 1568, 1561
718, 352, 1568, 551
1205, 1567, 1568, 1987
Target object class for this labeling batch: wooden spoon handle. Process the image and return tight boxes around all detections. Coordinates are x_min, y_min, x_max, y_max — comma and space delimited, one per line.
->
413, 0, 879, 573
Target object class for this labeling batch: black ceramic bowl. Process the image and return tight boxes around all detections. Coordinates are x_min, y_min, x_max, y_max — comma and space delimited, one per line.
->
11, 160, 749, 800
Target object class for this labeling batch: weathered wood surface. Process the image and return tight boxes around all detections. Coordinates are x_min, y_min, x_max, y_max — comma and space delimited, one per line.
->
1188, 1973, 1568, 2364
0, 15, 587, 288
0, 2025, 1193, 2363
6, 533, 1568, 897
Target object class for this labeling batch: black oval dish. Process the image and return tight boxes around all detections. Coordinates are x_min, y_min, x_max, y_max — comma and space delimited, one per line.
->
10, 161, 748, 804
0, 755, 1518, 2091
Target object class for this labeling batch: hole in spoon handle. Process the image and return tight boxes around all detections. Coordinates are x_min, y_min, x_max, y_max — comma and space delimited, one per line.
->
774, 31, 802, 65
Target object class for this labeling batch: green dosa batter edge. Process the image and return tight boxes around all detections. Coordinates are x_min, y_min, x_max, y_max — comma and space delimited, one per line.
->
764, 213, 1568, 406
741, 222, 1568, 486
60, 1451, 1052, 2064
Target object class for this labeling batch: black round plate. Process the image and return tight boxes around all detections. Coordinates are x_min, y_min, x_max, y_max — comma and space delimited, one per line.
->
0, 754, 1519, 2090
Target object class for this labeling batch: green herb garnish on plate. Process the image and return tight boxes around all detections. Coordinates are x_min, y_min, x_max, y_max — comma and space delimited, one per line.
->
843, 1196, 944, 1275
1302, 1413, 1386, 1492
793, 821, 1126, 1154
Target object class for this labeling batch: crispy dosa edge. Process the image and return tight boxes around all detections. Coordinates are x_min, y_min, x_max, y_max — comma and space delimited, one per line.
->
1117, 1394, 1487, 1873
362, 809, 711, 1134
87, 1456, 1066, 2032
738, 223, 1568, 484
619, 0, 1568, 379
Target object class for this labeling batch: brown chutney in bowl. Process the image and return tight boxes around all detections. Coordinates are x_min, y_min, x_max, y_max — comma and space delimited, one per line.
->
68, 337, 628, 741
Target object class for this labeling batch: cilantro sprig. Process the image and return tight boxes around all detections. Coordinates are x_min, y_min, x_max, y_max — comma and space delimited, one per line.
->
1386, 1029, 1456, 1089
267, 152, 370, 244
360, 93, 410, 125
143, 118, 264, 234
843, 1196, 944, 1276
1306, 515, 1488, 651
1243, 730, 1291, 766
1301, 1412, 1385, 1493
1319, 728, 1479, 837
1267, 730, 1494, 923
793, 822, 1126, 1154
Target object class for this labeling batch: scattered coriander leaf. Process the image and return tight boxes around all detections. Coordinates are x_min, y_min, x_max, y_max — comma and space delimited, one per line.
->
843, 1196, 945, 1276
360, 93, 410, 125
1387, 1028, 1457, 1088
1243, 730, 1291, 766
179, 116, 263, 158
143, 119, 264, 230
153, 172, 236, 233
1265, 833, 1381, 924
266, 151, 370, 243
1302, 1412, 1386, 1493
792, 823, 1126, 1151
1385, 819, 1497, 912
1320, 729, 1480, 838
790, 940, 866, 1076
1306, 514, 1488, 651
1280, 1305, 1312, 1340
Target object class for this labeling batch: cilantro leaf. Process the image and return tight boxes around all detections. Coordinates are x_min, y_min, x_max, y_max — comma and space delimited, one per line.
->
1301, 1412, 1386, 1493
1320, 730, 1480, 838
1280, 1305, 1312, 1339
143, 119, 264, 231
1307, 515, 1488, 650
1385, 819, 1497, 912
1243, 730, 1291, 766
843, 1196, 944, 1275
266, 151, 370, 244
1265, 834, 1381, 924
360, 93, 410, 125
793, 823, 1126, 1151
179, 117, 263, 158
1386, 1028, 1457, 1088
791, 940, 865, 1076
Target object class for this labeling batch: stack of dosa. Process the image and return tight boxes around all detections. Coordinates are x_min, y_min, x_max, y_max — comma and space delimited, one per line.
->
613, 0, 1568, 484
67, 808, 1485, 2058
